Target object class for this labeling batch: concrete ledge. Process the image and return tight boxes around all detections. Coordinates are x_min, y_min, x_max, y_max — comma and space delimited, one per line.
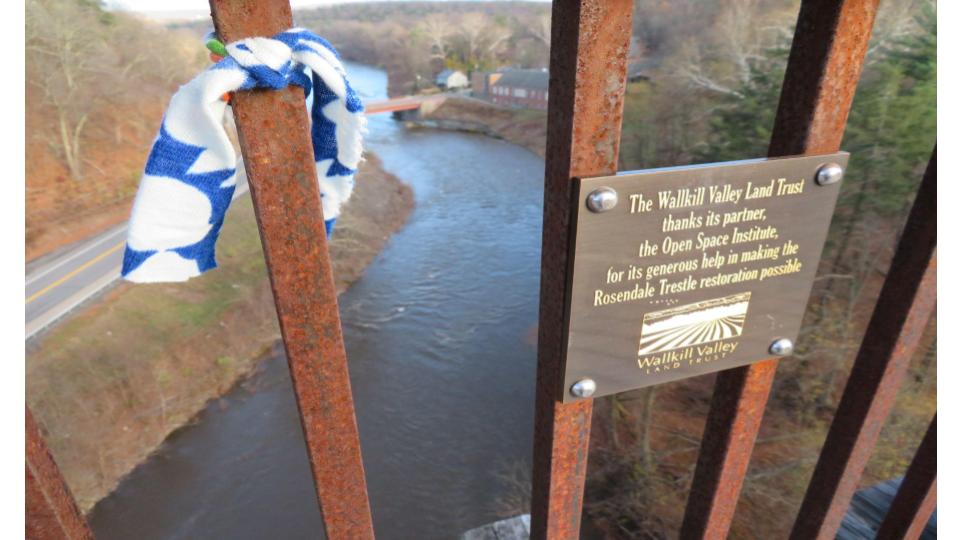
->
462, 514, 530, 540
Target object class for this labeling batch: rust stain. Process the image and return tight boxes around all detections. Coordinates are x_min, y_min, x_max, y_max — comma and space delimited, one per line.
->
681, 2, 881, 538
769, 0, 879, 157
26, 408, 93, 540
790, 150, 936, 540
208, 2, 374, 539
530, 1, 633, 539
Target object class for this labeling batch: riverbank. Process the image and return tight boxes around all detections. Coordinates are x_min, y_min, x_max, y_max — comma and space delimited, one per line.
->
407, 96, 547, 158
26, 153, 413, 512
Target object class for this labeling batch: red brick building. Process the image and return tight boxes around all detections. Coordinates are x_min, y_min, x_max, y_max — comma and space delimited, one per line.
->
475, 69, 549, 110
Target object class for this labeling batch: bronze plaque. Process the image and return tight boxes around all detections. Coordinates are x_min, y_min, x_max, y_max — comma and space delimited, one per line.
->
562, 152, 849, 401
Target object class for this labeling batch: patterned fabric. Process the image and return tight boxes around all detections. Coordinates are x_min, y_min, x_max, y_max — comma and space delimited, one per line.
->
122, 28, 365, 283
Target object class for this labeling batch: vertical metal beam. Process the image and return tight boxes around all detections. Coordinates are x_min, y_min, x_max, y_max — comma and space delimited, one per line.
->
680, 1, 879, 538
530, 1, 634, 538
791, 150, 937, 540
207, 2, 374, 538
875, 415, 936, 540
679, 361, 778, 539
26, 408, 93, 540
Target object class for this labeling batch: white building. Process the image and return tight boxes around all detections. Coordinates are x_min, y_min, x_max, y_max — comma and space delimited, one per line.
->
435, 69, 469, 90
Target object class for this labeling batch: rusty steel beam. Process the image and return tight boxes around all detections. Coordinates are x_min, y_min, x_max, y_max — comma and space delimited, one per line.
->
680, 1, 880, 538
26, 408, 93, 540
791, 150, 937, 539
875, 415, 936, 540
207, 2, 374, 538
679, 361, 778, 539
530, 1, 634, 539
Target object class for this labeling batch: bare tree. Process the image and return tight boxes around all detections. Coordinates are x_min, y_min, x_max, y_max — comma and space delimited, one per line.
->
451, 13, 511, 72
866, 0, 935, 62
716, 0, 764, 84
418, 14, 451, 60
674, 43, 745, 98
26, 0, 107, 179
673, 0, 791, 98
528, 12, 552, 48
456, 13, 486, 64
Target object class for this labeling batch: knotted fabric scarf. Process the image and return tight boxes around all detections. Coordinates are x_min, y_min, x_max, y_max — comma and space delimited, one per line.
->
121, 28, 364, 283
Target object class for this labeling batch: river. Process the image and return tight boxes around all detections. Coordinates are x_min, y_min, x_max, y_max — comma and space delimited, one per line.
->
88, 63, 547, 539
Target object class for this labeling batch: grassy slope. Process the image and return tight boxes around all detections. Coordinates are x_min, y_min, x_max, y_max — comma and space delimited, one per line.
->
26, 154, 413, 511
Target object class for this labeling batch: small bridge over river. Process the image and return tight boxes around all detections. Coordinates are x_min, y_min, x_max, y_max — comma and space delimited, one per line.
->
364, 94, 447, 116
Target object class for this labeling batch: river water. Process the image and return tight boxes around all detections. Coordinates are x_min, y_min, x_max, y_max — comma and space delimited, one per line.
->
88, 63, 547, 539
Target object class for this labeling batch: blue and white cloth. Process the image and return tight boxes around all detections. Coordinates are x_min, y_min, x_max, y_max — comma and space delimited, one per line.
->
122, 28, 365, 283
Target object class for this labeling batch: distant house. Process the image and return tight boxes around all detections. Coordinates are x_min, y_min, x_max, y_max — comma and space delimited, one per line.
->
435, 69, 469, 90
487, 69, 549, 110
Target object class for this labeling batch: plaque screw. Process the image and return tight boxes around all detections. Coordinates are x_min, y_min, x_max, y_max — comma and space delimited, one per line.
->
815, 163, 844, 186
570, 378, 597, 398
586, 187, 618, 213
769, 338, 795, 356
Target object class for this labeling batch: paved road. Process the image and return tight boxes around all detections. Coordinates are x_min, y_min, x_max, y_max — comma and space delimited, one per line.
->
25, 172, 249, 341
24, 95, 406, 340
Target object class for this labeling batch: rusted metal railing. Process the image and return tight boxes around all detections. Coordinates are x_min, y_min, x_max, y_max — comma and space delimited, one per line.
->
790, 148, 936, 539
27, 1, 379, 537
530, 0, 634, 538
875, 414, 937, 540
206, 1, 375, 538
26, 408, 92, 540
681, 2, 880, 537
531, 1, 935, 539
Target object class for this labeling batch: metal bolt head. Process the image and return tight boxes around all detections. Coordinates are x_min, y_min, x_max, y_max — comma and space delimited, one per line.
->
586, 187, 618, 213
815, 163, 844, 186
769, 338, 794, 356
570, 378, 597, 398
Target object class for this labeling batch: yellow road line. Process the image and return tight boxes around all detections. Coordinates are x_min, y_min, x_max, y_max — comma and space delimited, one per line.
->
26, 241, 126, 305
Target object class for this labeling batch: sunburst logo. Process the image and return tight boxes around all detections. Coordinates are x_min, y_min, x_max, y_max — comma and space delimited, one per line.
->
638, 292, 751, 355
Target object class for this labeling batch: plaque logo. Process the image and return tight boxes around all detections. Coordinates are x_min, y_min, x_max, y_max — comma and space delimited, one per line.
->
638, 292, 751, 355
